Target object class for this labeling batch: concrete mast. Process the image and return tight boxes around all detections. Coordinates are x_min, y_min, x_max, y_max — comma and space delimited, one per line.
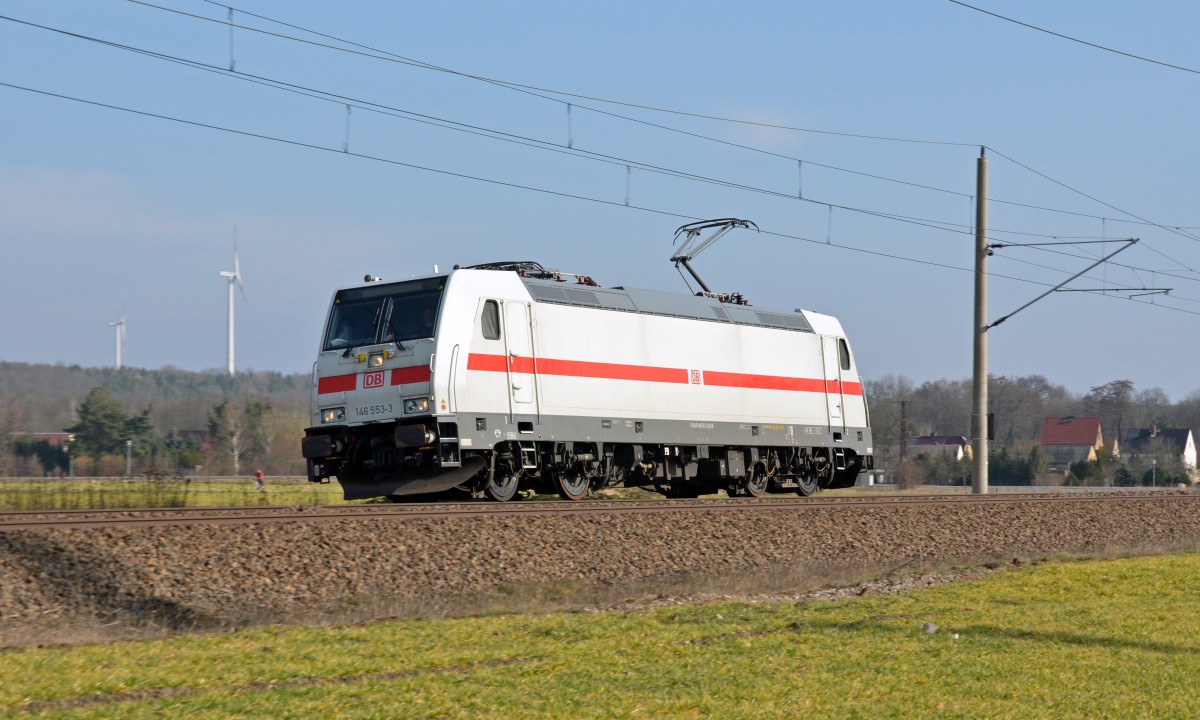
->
972, 148, 989, 494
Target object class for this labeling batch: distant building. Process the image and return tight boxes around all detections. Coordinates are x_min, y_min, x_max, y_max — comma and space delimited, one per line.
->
910, 434, 972, 462
1123, 426, 1197, 472
1038, 416, 1105, 473
8, 432, 72, 447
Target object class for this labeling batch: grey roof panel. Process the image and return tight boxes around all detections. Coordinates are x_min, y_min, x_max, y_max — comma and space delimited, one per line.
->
520, 278, 814, 333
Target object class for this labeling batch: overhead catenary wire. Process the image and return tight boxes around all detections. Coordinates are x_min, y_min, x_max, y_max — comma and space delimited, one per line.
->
947, 0, 1200, 77
4, 78, 1199, 320
123, 4, 976, 172
7, 8, 1198, 312
985, 146, 1200, 263
11, 10, 1184, 271
124, 0, 1200, 242
0, 82, 1106, 287
6, 11, 1196, 286
11, 16, 1200, 302
181, 0, 976, 147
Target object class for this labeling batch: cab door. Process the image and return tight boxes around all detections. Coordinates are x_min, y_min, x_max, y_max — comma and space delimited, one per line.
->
821, 335, 846, 435
504, 302, 537, 416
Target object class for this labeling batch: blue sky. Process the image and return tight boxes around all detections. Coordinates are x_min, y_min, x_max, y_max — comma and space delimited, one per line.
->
3, 1, 1199, 400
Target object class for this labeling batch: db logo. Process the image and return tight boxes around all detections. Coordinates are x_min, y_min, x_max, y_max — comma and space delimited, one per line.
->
689, 370, 702, 385
363, 371, 385, 389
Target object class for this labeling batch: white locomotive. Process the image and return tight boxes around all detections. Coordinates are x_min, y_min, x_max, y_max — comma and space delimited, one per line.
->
302, 220, 873, 501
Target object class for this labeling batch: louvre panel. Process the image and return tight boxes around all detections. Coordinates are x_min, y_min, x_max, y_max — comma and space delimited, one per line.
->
755, 312, 787, 327
783, 314, 813, 332
725, 308, 760, 325
529, 285, 569, 302
598, 293, 637, 311
562, 288, 600, 305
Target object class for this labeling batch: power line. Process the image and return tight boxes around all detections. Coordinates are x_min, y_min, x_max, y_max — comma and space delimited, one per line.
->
10, 8, 1198, 299
5, 78, 1197, 322
15, 9, 1199, 277
2, 13, 1146, 257
116, 2, 1200, 245
985, 146, 1200, 267
183, 0, 977, 148
9, 18, 1198, 296
125, 3, 978, 172
947, 0, 1200, 76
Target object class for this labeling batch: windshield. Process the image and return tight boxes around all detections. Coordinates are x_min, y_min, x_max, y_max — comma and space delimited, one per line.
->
323, 277, 445, 351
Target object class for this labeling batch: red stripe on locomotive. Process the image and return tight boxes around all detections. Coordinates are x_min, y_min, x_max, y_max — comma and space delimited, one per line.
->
535, 357, 687, 384
391, 366, 431, 385
317, 374, 357, 394
466, 353, 509, 372
702, 370, 823, 393
467, 353, 860, 394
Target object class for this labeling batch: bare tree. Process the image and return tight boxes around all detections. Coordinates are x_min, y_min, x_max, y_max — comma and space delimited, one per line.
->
207, 398, 272, 477
989, 375, 1072, 448
864, 374, 914, 471
1083, 380, 1134, 441
1131, 387, 1172, 431
909, 378, 971, 438
208, 399, 245, 476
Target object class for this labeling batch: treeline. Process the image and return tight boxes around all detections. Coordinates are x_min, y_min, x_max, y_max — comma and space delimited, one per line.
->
867, 375, 1200, 486
1, 362, 309, 478
4, 362, 1200, 484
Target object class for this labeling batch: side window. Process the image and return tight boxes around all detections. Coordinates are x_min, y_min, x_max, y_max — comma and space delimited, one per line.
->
481, 300, 501, 340
838, 338, 851, 371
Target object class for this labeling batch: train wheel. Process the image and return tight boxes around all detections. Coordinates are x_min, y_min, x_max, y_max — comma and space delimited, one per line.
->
743, 469, 768, 498
484, 472, 520, 502
554, 468, 589, 501
796, 472, 819, 497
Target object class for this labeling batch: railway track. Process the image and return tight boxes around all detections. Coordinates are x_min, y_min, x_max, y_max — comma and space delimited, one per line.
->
0, 489, 1190, 531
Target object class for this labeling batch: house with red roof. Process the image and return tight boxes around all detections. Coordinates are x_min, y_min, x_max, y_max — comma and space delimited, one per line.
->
1038, 416, 1105, 473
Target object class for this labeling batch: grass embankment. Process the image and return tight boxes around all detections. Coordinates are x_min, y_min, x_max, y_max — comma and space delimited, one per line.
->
3, 554, 1200, 718
0, 478, 350, 511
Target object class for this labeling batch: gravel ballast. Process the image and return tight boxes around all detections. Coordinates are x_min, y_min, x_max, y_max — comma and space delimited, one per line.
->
2, 493, 1198, 641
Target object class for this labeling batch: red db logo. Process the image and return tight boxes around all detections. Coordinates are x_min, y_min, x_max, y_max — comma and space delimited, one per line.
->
690, 370, 702, 385
363, 371, 385, 389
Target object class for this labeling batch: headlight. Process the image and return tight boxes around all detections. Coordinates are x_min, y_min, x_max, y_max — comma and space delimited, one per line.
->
403, 398, 430, 415
368, 352, 385, 368
321, 407, 346, 424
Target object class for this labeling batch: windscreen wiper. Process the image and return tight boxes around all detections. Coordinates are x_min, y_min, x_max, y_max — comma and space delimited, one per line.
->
386, 319, 409, 351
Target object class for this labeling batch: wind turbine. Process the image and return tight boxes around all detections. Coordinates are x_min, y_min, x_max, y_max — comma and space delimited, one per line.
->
218, 244, 247, 376
108, 313, 125, 370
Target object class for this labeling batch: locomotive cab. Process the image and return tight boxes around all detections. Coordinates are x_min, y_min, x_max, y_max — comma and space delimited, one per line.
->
302, 274, 475, 499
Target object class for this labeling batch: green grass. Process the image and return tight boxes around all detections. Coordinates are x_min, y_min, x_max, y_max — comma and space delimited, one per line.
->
4, 554, 1200, 718
0, 477, 352, 511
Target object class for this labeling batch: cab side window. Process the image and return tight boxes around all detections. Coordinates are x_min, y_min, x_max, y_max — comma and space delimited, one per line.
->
481, 300, 501, 340
838, 338, 851, 371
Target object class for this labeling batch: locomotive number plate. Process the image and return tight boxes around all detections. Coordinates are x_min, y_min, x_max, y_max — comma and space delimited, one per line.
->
352, 403, 394, 418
